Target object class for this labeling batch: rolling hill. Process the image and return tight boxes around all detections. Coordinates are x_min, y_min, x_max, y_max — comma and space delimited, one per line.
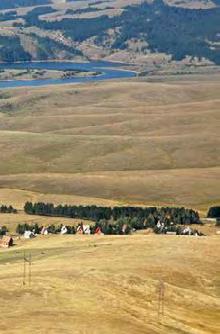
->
0, 73, 220, 212
0, 3, 220, 333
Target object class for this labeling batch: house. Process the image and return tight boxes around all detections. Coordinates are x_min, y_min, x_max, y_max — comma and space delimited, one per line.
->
24, 231, 35, 239
76, 225, 83, 234
121, 224, 128, 234
94, 226, 103, 235
41, 227, 48, 235
61, 225, 68, 235
83, 225, 91, 235
0, 236, 13, 248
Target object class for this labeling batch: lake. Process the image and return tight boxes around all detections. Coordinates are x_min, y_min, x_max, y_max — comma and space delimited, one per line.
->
0, 61, 136, 89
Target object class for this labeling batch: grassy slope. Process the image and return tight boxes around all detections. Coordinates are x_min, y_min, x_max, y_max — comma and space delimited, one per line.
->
0, 234, 219, 334
0, 76, 220, 213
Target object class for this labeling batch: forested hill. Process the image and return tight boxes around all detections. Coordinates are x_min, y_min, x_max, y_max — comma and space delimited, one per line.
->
0, 0, 220, 65
0, 0, 51, 10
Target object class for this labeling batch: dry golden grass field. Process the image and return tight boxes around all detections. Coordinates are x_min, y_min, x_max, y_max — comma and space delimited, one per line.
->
0, 234, 220, 334
0, 75, 220, 213
0, 74, 220, 334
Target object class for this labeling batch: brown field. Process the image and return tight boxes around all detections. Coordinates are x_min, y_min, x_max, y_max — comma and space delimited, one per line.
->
0, 234, 219, 334
0, 73, 220, 333
0, 75, 220, 214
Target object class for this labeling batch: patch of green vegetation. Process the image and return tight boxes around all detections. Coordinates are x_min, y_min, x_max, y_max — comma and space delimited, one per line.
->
30, 34, 82, 60
25, 7, 113, 42
0, 91, 11, 99
0, 36, 31, 62
24, 201, 201, 226
0, 0, 51, 10
0, 10, 18, 22
113, 0, 220, 64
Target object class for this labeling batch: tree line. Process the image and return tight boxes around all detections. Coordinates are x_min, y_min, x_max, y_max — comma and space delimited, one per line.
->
0, 205, 17, 214
24, 202, 201, 227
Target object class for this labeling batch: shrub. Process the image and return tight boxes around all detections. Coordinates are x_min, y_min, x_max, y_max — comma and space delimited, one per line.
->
207, 207, 220, 218
0, 205, 17, 213
0, 226, 8, 236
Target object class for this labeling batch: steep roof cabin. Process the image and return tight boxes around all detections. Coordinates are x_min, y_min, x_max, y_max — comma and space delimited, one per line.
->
0, 236, 13, 248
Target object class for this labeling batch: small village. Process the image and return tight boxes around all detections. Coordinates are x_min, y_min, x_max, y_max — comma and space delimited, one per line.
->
1, 203, 219, 249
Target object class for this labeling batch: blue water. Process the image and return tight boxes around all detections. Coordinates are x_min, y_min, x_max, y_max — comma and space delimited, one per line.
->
0, 61, 136, 89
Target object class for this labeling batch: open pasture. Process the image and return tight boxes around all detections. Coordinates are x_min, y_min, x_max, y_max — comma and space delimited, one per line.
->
0, 234, 219, 334
0, 76, 220, 212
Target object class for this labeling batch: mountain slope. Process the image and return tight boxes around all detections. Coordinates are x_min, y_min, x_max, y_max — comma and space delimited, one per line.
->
0, 0, 220, 65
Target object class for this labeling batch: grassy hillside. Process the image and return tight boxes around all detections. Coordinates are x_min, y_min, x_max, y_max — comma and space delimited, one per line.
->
0, 75, 220, 212
0, 234, 219, 334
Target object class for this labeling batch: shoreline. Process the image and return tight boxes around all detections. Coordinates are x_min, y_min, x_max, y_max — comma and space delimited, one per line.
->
0, 60, 136, 89
0, 68, 103, 82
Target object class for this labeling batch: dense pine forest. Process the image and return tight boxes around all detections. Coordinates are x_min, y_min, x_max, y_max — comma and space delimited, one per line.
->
24, 202, 201, 226
16, 202, 202, 236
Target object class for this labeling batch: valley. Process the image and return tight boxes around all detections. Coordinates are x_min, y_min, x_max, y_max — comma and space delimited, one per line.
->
0, 2, 220, 334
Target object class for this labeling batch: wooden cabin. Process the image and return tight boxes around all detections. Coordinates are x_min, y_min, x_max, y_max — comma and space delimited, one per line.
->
0, 236, 13, 248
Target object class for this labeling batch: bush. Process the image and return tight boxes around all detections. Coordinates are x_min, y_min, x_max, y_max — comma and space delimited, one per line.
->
0, 205, 17, 213
207, 207, 220, 218
0, 226, 8, 236
16, 223, 36, 235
